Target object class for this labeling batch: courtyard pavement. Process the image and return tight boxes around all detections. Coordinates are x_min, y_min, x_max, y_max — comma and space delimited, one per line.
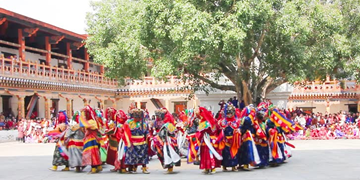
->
0, 140, 360, 180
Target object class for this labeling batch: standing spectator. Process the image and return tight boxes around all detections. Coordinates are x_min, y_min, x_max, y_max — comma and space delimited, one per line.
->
232, 96, 239, 108
305, 114, 312, 127
0, 112, 5, 122
295, 114, 306, 136
239, 100, 245, 110
218, 99, 225, 110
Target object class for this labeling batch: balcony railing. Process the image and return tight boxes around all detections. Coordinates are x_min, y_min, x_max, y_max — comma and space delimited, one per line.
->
0, 56, 118, 88
293, 80, 358, 93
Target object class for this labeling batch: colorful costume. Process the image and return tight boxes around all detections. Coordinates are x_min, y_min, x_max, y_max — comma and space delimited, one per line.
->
266, 107, 297, 166
123, 108, 150, 174
253, 103, 270, 168
65, 116, 84, 172
238, 106, 261, 170
182, 110, 200, 164
218, 104, 240, 171
48, 123, 69, 171
106, 109, 128, 173
80, 106, 102, 173
56, 110, 68, 127
196, 107, 223, 174
153, 108, 181, 173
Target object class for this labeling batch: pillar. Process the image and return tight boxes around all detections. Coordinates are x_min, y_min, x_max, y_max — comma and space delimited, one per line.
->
326, 99, 330, 113
100, 65, 104, 74
136, 100, 141, 109
165, 99, 170, 110
17, 95, 25, 120
99, 100, 104, 110
66, 42, 72, 69
112, 100, 116, 108
45, 37, 51, 65
357, 100, 360, 113
18, 29, 25, 61
44, 97, 51, 119
84, 48, 90, 72
193, 97, 197, 108
66, 98, 72, 119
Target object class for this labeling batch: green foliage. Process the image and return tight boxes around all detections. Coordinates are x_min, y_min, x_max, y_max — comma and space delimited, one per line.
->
86, 0, 148, 82
86, 0, 359, 103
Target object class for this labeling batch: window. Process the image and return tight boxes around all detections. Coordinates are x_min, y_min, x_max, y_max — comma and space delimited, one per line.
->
39, 59, 46, 65
1, 52, 16, 59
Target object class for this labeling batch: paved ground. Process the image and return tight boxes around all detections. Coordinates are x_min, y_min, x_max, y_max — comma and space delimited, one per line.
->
0, 140, 360, 180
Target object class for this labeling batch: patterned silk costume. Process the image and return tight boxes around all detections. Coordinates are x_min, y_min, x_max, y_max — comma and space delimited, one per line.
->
218, 104, 241, 171
80, 106, 102, 173
196, 107, 223, 174
238, 106, 261, 170
106, 109, 128, 173
65, 115, 85, 172
123, 109, 150, 174
153, 109, 181, 173
48, 123, 69, 171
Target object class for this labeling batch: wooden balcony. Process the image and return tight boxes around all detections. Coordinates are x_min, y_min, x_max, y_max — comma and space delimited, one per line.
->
292, 80, 358, 94
0, 56, 118, 89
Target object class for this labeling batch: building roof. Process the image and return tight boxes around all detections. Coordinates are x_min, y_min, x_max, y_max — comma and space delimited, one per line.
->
0, 8, 87, 41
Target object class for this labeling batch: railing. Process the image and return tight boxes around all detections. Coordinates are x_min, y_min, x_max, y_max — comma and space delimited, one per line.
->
124, 72, 235, 88
0, 56, 118, 88
125, 76, 187, 87
293, 80, 359, 93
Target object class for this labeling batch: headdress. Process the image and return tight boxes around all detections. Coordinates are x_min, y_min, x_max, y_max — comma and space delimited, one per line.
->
224, 103, 236, 119
155, 108, 168, 120
57, 110, 68, 125
115, 109, 128, 124
105, 107, 116, 121
198, 107, 216, 128
163, 111, 175, 125
130, 108, 144, 119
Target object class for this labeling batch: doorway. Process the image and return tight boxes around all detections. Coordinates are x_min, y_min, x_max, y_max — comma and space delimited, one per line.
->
1, 95, 12, 118
51, 99, 59, 118
174, 102, 187, 115
25, 94, 39, 119
348, 104, 357, 113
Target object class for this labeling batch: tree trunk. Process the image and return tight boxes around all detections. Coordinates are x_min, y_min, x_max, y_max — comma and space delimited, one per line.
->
235, 83, 242, 107
241, 80, 253, 106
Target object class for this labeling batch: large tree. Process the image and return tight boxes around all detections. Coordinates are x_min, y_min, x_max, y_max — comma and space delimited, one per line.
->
86, 0, 354, 105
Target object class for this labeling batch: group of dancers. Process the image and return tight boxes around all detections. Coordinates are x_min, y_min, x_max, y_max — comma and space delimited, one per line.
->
48, 102, 301, 174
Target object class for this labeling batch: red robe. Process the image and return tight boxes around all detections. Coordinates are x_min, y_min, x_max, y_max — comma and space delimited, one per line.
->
197, 127, 222, 169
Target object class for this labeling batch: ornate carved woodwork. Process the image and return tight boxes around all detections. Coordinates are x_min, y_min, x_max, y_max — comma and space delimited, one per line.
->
49, 35, 64, 44
23, 28, 39, 37
70, 42, 85, 50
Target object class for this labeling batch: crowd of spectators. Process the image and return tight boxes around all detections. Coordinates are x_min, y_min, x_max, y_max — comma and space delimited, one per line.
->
289, 108, 360, 140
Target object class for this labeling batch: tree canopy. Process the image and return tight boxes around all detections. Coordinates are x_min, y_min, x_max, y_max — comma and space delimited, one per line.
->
86, 0, 360, 105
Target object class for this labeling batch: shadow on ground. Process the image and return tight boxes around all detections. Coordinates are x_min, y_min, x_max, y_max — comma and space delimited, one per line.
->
1, 149, 360, 180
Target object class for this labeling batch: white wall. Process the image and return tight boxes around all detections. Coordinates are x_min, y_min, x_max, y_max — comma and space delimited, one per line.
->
73, 62, 84, 71
104, 99, 114, 109
117, 98, 133, 111
72, 98, 84, 112
58, 98, 66, 112
195, 89, 236, 113
266, 83, 293, 109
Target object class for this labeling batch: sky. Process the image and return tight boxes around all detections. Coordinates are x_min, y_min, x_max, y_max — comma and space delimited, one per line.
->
0, 0, 96, 34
